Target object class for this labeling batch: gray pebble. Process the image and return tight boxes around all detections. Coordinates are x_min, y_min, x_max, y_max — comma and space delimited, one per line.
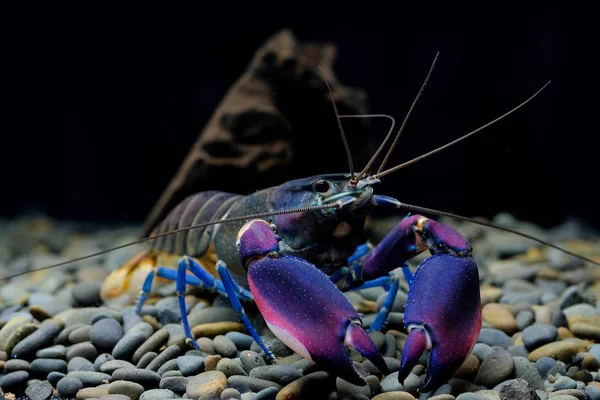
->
91, 318, 124, 352
11, 322, 62, 358
0, 370, 29, 389
226, 332, 255, 351
31, 358, 68, 377
535, 357, 557, 378
72, 282, 102, 307
56, 323, 87, 344
146, 345, 183, 372
162, 370, 183, 378
139, 388, 177, 400
221, 388, 242, 399
402, 372, 422, 391
36, 344, 67, 359
516, 310, 535, 330
239, 350, 267, 374
157, 359, 179, 376
67, 341, 99, 361
477, 328, 513, 349
188, 307, 239, 326
136, 352, 158, 369
177, 355, 205, 376
108, 380, 145, 400
497, 378, 540, 400
472, 343, 494, 361
585, 384, 600, 400
249, 365, 302, 385
122, 311, 145, 332
381, 372, 403, 392
69, 325, 92, 343
217, 358, 248, 377
336, 376, 370, 397
4, 358, 31, 372
24, 379, 53, 400
95, 353, 115, 371
195, 337, 215, 355
552, 310, 568, 328
522, 324, 558, 351
508, 345, 530, 358
112, 322, 154, 360
47, 371, 66, 386
101, 360, 137, 374
554, 376, 577, 390
112, 367, 161, 389
100, 395, 133, 400
67, 370, 112, 386
474, 349, 514, 388
159, 376, 188, 395
132, 328, 169, 365
563, 304, 596, 319
227, 375, 282, 393
91, 313, 116, 325
57, 376, 84, 397
68, 356, 96, 372
214, 335, 238, 358
512, 356, 544, 390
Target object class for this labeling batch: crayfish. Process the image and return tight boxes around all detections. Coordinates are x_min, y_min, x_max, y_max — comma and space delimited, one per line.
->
5, 54, 595, 392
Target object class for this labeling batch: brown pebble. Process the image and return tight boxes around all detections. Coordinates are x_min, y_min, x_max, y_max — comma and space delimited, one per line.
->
453, 353, 480, 380
6, 323, 38, 355
547, 389, 587, 399
528, 340, 585, 362
588, 381, 600, 391
141, 315, 161, 331
0, 316, 30, 352
29, 305, 52, 321
571, 323, 600, 341
482, 303, 518, 333
580, 352, 600, 370
204, 354, 222, 371
191, 322, 245, 338
558, 327, 575, 340
76, 385, 110, 399
428, 395, 456, 400
372, 392, 417, 400
276, 371, 334, 400
186, 370, 227, 399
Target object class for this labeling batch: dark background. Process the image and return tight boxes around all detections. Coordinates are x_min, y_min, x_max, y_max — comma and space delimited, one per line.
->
1, 4, 597, 229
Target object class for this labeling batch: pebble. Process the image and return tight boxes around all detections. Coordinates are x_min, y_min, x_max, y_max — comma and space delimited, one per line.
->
4, 358, 31, 372
136, 352, 157, 369
177, 355, 205, 376
249, 365, 303, 385
159, 376, 188, 395
214, 335, 241, 358
186, 370, 228, 400
100, 359, 137, 374
112, 368, 161, 389
482, 303, 518, 332
31, 358, 68, 377
217, 358, 248, 377
477, 328, 513, 349
156, 359, 179, 376
570, 323, 600, 341
474, 349, 514, 388
139, 388, 177, 400
95, 353, 116, 371
381, 371, 403, 392
69, 325, 92, 343
528, 341, 584, 362
48, 371, 66, 386
58, 376, 85, 397
36, 344, 67, 358
513, 356, 544, 390
12, 321, 62, 358
226, 332, 255, 351
91, 318, 125, 352
69, 356, 96, 372
76, 385, 110, 398
24, 379, 53, 400
192, 322, 246, 338
67, 370, 112, 386
131, 328, 168, 364
221, 388, 242, 399
108, 380, 145, 400
67, 341, 99, 361
146, 344, 183, 372
522, 324, 559, 351
0, 370, 29, 389
239, 350, 267, 373
112, 322, 154, 360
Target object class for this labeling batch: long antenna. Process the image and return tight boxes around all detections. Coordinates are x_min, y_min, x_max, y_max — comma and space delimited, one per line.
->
0, 203, 340, 281
319, 65, 355, 180
392, 200, 600, 266
338, 114, 395, 181
373, 81, 552, 179
377, 51, 439, 174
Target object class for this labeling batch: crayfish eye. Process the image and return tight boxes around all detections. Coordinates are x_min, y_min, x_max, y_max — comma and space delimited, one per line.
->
312, 179, 333, 195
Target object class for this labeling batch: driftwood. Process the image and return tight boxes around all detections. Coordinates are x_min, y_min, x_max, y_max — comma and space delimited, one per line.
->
142, 30, 370, 236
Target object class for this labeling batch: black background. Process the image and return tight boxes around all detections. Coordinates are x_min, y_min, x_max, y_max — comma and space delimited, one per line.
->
1, 4, 597, 229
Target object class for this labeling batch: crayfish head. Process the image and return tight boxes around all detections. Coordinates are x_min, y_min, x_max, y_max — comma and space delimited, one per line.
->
236, 219, 281, 269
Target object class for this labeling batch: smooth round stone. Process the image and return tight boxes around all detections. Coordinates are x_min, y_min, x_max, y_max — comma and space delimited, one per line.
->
146, 345, 183, 372
220, 388, 242, 400
477, 328, 513, 349
0, 370, 29, 389
67, 341, 99, 361
69, 325, 92, 343
472, 343, 494, 361
217, 358, 248, 377
112, 322, 154, 360
192, 322, 246, 338
204, 354, 222, 371
76, 385, 110, 398
108, 380, 145, 400
28, 292, 55, 307
555, 376, 578, 390
139, 388, 177, 400
4, 358, 31, 372
29, 305, 52, 322
67, 370, 112, 386
474, 349, 514, 388
571, 323, 600, 341
214, 335, 238, 358
31, 358, 68, 377
336, 376, 371, 397
101, 360, 136, 374
512, 356, 544, 390
68, 356, 96, 372
122, 312, 144, 332
528, 341, 583, 362
226, 332, 254, 351
380, 371, 403, 392
131, 328, 168, 364
547, 390, 586, 399
482, 303, 518, 332
177, 356, 205, 376
5, 322, 38, 355
95, 353, 115, 371
239, 351, 266, 373
186, 371, 228, 400
188, 308, 239, 326
56, 323, 87, 344
249, 365, 303, 385
91, 318, 124, 352
227, 376, 282, 393
57, 376, 84, 397
517, 310, 536, 330
99, 395, 132, 400
522, 324, 559, 351
157, 359, 179, 376
136, 352, 157, 369
36, 344, 67, 358
24, 379, 53, 400
112, 368, 161, 389
160, 376, 188, 395
162, 371, 183, 378
48, 371, 66, 386
72, 282, 102, 307
11, 321, 62, 358
196, 337, 215, 355
563, 304, 597, 319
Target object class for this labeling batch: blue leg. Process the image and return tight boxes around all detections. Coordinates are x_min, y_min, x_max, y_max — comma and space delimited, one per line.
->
136, 267, 202, 314
402, 263, 414, 287
216, 261, 276, 363
369, 277, 400, 332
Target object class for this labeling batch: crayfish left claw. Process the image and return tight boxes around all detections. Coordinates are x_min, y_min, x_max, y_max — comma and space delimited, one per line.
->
345, 322, 388, 375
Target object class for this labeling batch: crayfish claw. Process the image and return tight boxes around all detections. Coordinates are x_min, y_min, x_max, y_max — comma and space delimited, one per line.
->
345, 321, 388, 375
397, 325, 429, 385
